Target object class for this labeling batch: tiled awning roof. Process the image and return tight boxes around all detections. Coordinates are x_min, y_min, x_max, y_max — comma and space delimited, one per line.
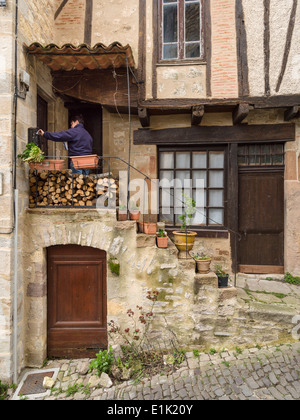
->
24, 42, 135, 71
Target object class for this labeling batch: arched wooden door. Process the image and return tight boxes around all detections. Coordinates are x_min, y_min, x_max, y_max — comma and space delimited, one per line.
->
47, 245, 107, 358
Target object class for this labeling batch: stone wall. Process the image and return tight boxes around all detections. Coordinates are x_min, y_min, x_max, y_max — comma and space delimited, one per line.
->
21, 208, 298, 369
0, 0, 68, 382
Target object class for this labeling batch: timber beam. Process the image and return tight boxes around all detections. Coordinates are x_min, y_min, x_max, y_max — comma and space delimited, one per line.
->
138, 107, 150, 127
232, 103, 249, 125
191, 105, 205, 126
284, 105, 300, 121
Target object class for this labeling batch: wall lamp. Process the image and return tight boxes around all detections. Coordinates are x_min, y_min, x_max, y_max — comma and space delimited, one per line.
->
0, 1, 7, 7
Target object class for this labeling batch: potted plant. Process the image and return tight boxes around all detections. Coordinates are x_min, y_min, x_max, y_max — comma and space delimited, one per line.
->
139, 221, 157, 234
173, 193, 197, 259
117, 203, 127, 221
193, 253, 212, 274
18, 142, 65, 171
128, 201, 140, 221
215, 264, 229, 288
156, 229, 168, 248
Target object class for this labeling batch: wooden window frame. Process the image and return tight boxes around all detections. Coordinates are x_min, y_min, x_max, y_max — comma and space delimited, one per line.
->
159, 0, 205, 63
158, 145, 228, 234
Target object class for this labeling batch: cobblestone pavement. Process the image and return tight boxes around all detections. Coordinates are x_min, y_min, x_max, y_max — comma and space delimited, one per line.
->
10, 342, 300, 401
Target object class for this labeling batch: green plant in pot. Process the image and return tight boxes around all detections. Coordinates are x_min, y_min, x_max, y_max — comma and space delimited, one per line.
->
193, 252, 212, 274
18, 142, 65, 171
156, 228, 168, 248
172, 193, 197, 259
18, 142, 45, 165
215, 264, 229, 288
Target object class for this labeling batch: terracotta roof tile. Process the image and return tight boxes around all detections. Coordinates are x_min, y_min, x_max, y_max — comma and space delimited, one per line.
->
24, 42, 135, 71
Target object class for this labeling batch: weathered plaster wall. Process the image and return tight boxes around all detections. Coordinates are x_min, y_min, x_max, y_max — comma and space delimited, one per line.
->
244, 0, 300, 96
156, 65, 207, 99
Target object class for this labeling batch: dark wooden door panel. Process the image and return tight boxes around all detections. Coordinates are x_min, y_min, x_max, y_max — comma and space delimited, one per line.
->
47, 245, 107, 358
238, 170, 284, 269
239, 172, 284, 233
37, 94, 48, 155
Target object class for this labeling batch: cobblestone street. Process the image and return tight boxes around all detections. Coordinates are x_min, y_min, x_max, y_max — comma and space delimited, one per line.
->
10, 342, 300, 401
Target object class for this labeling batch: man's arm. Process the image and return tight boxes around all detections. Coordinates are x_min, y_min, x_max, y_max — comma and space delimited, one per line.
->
38, 129, 74, 142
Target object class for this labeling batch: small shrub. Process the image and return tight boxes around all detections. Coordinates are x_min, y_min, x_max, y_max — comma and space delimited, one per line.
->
283, 272, 300, 285
89, 345, 114, 376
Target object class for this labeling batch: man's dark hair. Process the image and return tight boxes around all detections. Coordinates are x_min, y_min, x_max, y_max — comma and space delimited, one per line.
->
70, 114, 84, 125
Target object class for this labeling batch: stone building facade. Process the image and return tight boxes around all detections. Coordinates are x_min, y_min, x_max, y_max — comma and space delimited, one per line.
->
0, 0, 300, 383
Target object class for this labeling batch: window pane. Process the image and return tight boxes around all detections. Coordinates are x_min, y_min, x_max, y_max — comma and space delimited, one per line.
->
209, 152, 224, 168
160, 152, 174, 169
192, 151, 207, 168
174, 187, 183, 214
176, 152, 190, 168
163, 4, 178, 43
209, 171, 224, 188
176, 170, 190, 184
160, 170, 174, 185
191, 208, 206, 225
193, 170, 206, 188
160, 188, 173, 207
185, 2, 200, 42
209, 190, 223, 207
185, 42, 200, 58
209, 209, 224, 225
193, 188, 206, 208
160, 209, 174, 224
163, 44, 178, 59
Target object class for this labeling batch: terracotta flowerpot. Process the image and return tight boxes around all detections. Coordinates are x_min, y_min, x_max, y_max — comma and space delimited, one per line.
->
195, 258, 212, 274
138, 222, 157, 234
172, 231, 197, 259
70, 155, 99, 169
29, 159, 65, 172
156, 235, 168, 248
117, 210, 127, 221
129, 210, 140, 221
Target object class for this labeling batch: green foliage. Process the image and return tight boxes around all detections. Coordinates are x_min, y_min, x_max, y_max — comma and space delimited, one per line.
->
0, 381, 9, 400
17, 142, 45, 163
89, 346, 114, 376
157, 229, 165, 237
178, 193, 196, 230
0, 381, 15, 400
109, 259, 120, 276
283, 272, 300, 285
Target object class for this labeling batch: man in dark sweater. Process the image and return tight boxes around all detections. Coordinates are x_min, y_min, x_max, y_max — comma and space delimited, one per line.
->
38, 115, 93, 175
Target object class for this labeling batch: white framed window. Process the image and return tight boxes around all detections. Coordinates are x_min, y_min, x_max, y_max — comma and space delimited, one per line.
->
161, 0, 204, 61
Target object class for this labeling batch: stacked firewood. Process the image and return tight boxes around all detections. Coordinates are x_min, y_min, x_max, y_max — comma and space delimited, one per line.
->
29, 170, 119, 208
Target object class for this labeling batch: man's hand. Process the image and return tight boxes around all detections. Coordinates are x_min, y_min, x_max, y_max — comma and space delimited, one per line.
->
38, 129, 44, 136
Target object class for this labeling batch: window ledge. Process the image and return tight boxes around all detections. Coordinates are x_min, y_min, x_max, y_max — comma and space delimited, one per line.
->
156, 60, 207, 67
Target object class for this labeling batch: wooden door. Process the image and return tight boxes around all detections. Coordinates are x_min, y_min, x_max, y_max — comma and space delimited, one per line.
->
238, 169, 284, 274
67, 105, 102, 156
37, 94, 48, 155
47, 245, 107, 358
